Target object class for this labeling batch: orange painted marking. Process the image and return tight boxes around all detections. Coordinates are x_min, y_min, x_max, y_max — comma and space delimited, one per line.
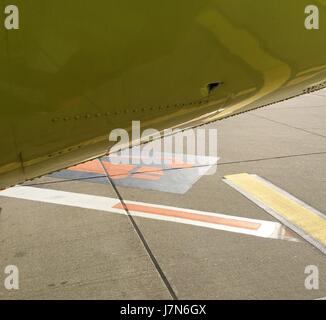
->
69, 159, 104, 174
68, 156, 194, 183
113, 203, 261, 230
103, 162, 135, 180
133, 167, 164, 181
69, 160, 135, 180
169, 162, 193, 169
136, 167, 164, 175
132, 174, 162, 181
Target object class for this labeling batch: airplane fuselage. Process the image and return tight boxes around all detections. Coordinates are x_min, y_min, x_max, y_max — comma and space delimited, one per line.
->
1, 0, 326, 189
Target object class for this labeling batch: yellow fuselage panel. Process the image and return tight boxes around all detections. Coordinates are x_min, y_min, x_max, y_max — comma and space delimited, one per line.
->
1, 0, 326, 188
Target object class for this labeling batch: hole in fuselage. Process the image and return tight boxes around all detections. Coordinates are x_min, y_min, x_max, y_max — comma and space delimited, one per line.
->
207, 82, 222, 93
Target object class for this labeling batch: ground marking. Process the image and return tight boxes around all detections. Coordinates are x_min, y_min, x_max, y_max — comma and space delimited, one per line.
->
224, 173, 326, 254
0, 186, 298, 242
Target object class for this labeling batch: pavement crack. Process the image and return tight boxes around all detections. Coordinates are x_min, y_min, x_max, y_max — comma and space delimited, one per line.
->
249, 113, 326, 139
98, 158, 178, 300
23, 151, 326, 187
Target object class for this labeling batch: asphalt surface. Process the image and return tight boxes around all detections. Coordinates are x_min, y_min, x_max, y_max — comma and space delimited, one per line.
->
0, 90, 325, 300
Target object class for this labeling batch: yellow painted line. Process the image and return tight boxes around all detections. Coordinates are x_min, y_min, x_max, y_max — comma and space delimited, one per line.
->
224, 173, 326, 254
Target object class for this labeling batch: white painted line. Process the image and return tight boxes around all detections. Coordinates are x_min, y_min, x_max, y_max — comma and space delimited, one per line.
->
0, 186, 298, 241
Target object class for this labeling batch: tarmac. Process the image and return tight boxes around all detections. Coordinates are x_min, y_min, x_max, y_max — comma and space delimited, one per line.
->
0, 90, 325, 300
